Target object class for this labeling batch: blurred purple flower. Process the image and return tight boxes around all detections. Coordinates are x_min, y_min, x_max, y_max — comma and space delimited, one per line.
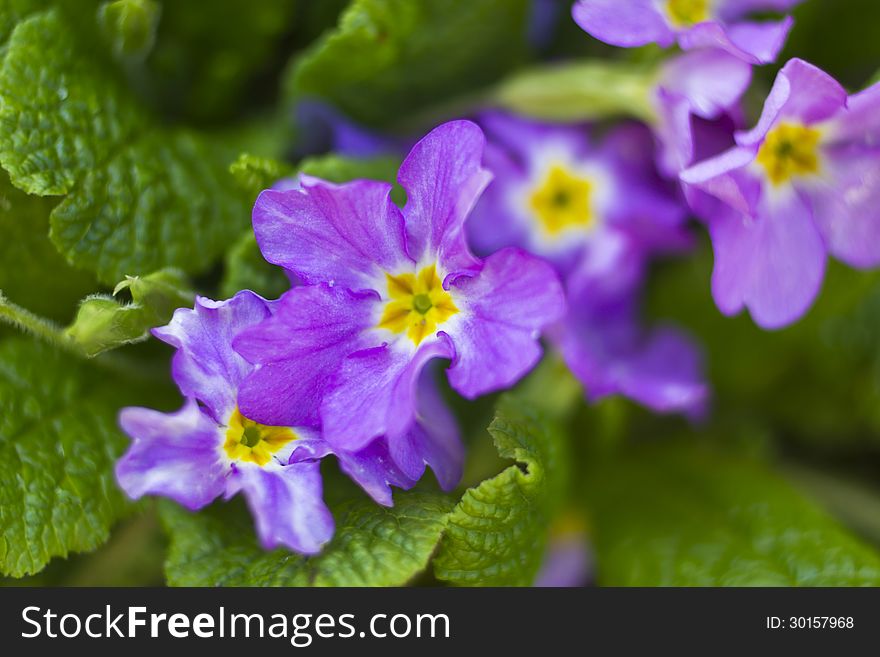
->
682, 59, 880, 329
572, 0, 802, 64
234, 120, 565, 461
468, 112, 707, 416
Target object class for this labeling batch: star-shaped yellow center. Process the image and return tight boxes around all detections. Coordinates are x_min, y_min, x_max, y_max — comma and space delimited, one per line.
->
223, 407, 297, 467
756, 123, 822, 186
529, 165, 595, 236
666, 0, 711, 27
377, 264, 458, 346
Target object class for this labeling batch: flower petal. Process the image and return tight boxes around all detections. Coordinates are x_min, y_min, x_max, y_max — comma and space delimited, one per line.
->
321, 337, 455, 451
658, 49, 752, 119
388, 369, 463, 491
398, 120, 490, 271
116, 400, 227, 510
678, 18, 793, 64
234, 284, 376, 427
237, 461, 334, 554
707, 191, 826, 329
736, 58, 847, 146
571, 0, 674, 48
447, 247, 566, 398
680, 145, 762, 217
152, 292, 271, 423
252, 177, 409, 290
806, 148, 880, 268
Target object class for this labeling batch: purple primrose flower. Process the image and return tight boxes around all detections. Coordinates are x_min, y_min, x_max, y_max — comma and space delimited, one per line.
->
681, 59, 880, 329
572, 0, 802, 64
233, 120, 566, 459
468, 112, 707, 416
116, 292, 463, 554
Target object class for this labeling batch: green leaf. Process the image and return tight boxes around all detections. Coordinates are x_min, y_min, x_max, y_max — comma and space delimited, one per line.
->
229, 152, 296, 198
288, 0, 531, 126
97, 0, 160, 60
0, 337, 156, 577
584, 443, 880, 586
0, 9, 251, 283
221, 231, 290, 300
161, 492, 454, 587
493, 60, 657, 123
0, 172, 96, 322
66, 268, 192, 357
433, 395, 569, 586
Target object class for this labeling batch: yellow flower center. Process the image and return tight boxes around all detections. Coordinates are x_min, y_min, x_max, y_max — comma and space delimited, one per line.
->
223, 407, 297, 467
756, 123, 822, 186
529, 165, 595, 236
666, 0, 711, 27
377, 264, 458, 346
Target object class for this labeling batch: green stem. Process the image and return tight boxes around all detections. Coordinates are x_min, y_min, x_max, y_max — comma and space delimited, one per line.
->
0, 290, 81, 354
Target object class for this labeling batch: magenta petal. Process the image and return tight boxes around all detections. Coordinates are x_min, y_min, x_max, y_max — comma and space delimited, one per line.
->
116, 400, 227, 510
447, 248, 566, 398
708, 192, 826, 329
234, 285, 376, 427
737, 59, 847, 146
237, 462, 334, 554
388, 370, 463, 491
827, 83, 880, 145
571, 0, 674, 48
152, 292, 271, 423
398, 120, 489, 272
678, 18, 792, 64
680, 145, 761, 216
252, 178, 409, 290
807, 149, 880, 268
321, 337, 455, 451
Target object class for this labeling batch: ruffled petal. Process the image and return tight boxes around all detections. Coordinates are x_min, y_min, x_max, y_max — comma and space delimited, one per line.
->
806, 148, 880, 268
234, 284, 377, 427
252, 178, 410, 291
398, 120, 490, 272
152, 292, 271, 423
680, 145, 762, 217
447, 247, 566, 397
388, 369, 463, 491
321, 336, 455, 451
237, 461, 334, 554
116, 400, 227, 510
736, 59, 847, 146
658, 49, 752, 119
707, 191, 826, 329
678, 17, 792, 64
571, 0, 674, 48
826, 83, 880, 145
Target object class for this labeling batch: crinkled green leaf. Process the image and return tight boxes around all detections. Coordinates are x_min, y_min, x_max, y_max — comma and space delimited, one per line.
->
433, 395, 569, 586
66, 268, 192, 357
98, 0, 160, 60
0, 9, 251, 283
221, 153, 401, 298
0, 172, 95, 321
161, 492, 454, 587
584, 443, 880, 586
0, 0, 48, 50
0, 337, 155, 577
289, 0, 531, 126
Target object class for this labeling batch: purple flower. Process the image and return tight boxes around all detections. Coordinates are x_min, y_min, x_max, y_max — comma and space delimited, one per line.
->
572, 0, 802, 64
116, 292, 463, 553
234, 120, 566, 456
653, 49, 751, 175
467, 112, 707, 416
681, 59, 880, 329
